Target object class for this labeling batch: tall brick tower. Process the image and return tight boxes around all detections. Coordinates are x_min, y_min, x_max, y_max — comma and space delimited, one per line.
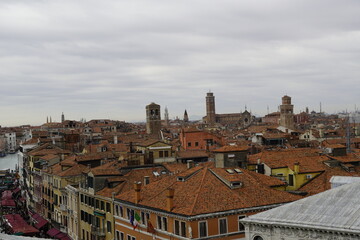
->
206, 92, 216, 125
146, 103, 161, 135
279, 95, 294, 129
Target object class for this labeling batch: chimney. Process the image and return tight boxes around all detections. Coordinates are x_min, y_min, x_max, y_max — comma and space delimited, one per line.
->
134, 182, 141, 204
144, 176, 150, 186
294, 162, 300, 173
166, 188, 175, 212
114, 135, 118, 144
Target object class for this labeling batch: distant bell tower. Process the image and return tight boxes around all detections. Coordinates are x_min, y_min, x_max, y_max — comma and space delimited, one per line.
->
184, 109, 189, 122
164, 107, 169, 127
61, 112, 65, 123
146, 103, 161, 135
280, 95, 294, 129
206, 92, 216, 125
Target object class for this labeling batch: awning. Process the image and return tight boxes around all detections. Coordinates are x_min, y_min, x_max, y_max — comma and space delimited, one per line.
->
34, 218, 48, 229
13, 187, 21, 194
47, 228, 61, 237
1, 199, 16, 207
2, 190, 13, 200
60, 236, 71, 240
55, 232, 67, 239
3, 214, 39, 236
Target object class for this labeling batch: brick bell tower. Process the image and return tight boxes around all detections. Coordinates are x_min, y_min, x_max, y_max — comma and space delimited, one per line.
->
279, 95, 294, 130
206, 92, 216, 125
146, 102, 161, 135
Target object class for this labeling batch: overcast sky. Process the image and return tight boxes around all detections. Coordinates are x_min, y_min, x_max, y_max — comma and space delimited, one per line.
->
1, 0, 360, 126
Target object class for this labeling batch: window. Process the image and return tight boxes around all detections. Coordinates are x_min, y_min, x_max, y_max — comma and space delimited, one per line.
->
127, 208, 134, 220
181, 221, 186, 237
127, 235, 136, 240
115, 205, 119, 216
157, 216, 168, 231
187, 142, 191, 147
141, 212, 147, 225
159, 151, 164, 158
106, 202, 111, 213
219, 218, 227, 234
164, 151, 169, 157
116, 231, 124, 240
195, 142, 199, 147
120, 206, 124, 217
87, 176, 94, 188
107, 221, 111, 232
96, 199, 99, 209
174, 220, 186, 237
199, 221, 207, 237
238, 215, 245, 232
288, 174, 294, 186
101, 201, 105, 210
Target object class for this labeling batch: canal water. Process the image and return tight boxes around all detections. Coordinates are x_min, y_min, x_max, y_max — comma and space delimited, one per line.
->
0, 152, 19, 170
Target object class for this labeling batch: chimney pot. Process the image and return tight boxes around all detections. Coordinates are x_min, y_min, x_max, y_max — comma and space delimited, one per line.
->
166, 188, 175, 211
134, 182, 141, 204
294, 162, 300, 173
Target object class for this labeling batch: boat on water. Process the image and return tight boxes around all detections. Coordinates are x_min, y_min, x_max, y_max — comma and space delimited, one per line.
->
0, 151, 6, 157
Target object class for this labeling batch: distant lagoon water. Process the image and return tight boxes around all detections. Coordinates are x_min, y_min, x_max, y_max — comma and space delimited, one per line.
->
0, 152, 19, 170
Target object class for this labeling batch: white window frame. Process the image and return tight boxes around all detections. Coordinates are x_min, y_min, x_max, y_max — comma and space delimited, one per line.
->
219, 217, 228, 234
174, 219, 186, 237
198, 220, 208, 238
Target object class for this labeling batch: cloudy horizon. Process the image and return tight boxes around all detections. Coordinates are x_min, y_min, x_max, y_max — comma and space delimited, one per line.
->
1, 0, 360, 127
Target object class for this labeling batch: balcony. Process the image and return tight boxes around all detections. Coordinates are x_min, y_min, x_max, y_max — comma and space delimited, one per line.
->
60, 204, 67, 212
91, 226, 106, 237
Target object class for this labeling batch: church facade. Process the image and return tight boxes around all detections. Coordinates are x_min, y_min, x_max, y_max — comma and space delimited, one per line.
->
203, 92, 253, 128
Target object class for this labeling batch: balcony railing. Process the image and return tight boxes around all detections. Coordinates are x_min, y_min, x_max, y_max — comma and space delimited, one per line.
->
91, 226, 106, 236
60, 204, 67, 211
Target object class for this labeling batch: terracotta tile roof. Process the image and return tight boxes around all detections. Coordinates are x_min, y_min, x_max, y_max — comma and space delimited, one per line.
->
325, 144, 346, 149
116, 166, 301, 216
97, 166, 169, 198
109, 143, 128, 152
90, 161, 122, 176
330, 153, 360, 163
298, 167, 358, 196
58, 164, 87, 177
213, 145, 249, 152
39, 154, 59, 161
176, 150, 209, 159
75, 152, 116, 162
162, 163, 189, 174
28, 143, 71, 156
138, 139, 167, 147
248, 149, 326, 173
21, 138, 39, 145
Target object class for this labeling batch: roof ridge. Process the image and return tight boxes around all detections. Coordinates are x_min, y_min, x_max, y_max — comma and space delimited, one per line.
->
189, 167, 208, 215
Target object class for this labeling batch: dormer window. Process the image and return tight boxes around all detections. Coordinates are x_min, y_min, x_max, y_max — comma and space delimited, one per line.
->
177, 177, 184, 182
226, 169, 235, 174
231, 182, 242, 188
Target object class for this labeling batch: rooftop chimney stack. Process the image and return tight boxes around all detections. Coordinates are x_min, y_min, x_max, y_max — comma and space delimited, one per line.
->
294, 162, 300, 173
134, 182, 142, 204
166, 188, 175, 212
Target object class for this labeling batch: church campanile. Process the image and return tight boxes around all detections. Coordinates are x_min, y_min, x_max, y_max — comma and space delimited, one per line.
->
146, 103, 161, 136
279, 95, 294, 129
206, 92, 216, 125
